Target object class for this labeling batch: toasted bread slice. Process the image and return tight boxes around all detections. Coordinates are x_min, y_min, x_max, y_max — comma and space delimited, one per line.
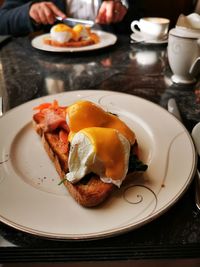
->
33, 121, 114, 207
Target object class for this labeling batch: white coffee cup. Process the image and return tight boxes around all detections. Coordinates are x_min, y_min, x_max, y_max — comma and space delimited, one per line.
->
167, 27, 200, 84
131, 17, 170, 40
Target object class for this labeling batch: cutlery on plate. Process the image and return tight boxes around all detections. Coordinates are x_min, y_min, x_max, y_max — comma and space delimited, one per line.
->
55, 16, 95, 27
167, 98, 182, 121
167, 98, 200, 210
0, 96, 3, 117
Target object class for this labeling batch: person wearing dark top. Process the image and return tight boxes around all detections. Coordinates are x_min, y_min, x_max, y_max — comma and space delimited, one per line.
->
0, 0, 131, 36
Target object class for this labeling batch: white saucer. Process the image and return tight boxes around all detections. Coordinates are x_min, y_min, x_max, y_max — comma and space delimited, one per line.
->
171, 74, 196, 84
130, 32, 168, 45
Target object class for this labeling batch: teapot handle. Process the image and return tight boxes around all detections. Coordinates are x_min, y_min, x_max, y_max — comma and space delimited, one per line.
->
189, 57, 200, 77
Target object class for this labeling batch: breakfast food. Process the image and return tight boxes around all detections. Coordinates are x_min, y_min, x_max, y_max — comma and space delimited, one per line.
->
33, 100, 147, 207
43, 23, 100, 47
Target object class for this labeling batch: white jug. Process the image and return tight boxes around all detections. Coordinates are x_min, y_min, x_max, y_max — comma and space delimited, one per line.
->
167, 27, 200, 84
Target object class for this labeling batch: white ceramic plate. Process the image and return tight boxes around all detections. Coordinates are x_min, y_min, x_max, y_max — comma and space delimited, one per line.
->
0, 90, 196, 240
130, 32, 168, 44
31, 31, 117, 52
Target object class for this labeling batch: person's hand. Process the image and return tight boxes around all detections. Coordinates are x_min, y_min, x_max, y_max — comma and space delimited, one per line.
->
29, 1, 66, 25
96, 0, 127, 24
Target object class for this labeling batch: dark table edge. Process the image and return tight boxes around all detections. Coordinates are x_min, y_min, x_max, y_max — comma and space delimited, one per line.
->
1, 243, 200, 263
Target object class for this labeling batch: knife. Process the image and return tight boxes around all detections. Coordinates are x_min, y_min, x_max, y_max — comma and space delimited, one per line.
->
55, 16, 95, 27
0, 97, 2, 117
167, 98, 200, 210
167, 98, 182, 122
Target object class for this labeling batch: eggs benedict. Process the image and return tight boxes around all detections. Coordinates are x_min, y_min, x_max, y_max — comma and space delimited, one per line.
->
33, 100, 148, 207
43, 23, 100, 48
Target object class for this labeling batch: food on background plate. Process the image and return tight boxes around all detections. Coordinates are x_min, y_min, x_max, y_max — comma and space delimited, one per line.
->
43, 23, 100, 47
33, 100, 148, 207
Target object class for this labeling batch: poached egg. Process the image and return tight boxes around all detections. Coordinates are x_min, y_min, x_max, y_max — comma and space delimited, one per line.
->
73, 24, 91, 41
65, 100, 136, 187
50, 23, 76, 43
66, 100, 135, 144
66, 127, 130, 187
